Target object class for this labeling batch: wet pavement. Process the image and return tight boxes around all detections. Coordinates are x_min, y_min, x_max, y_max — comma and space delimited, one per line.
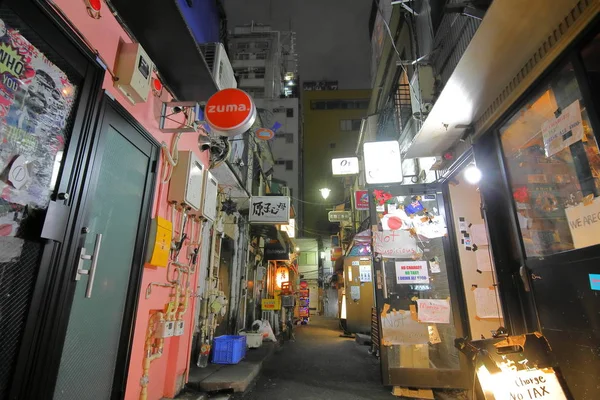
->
232, 316, 397, 400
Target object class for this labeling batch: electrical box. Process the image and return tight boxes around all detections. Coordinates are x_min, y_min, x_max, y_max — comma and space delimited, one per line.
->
114, 42, 153, 104
200, 171, 218, 221
145, 216, 172, 267
174, 320, 185, 336
168, 151, 205, 211
155, 320, 175, 338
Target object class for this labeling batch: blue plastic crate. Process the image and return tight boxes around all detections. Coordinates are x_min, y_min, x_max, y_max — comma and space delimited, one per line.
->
211, 335, 247, 364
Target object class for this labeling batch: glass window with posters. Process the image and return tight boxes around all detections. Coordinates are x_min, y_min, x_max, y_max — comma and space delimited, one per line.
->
0, 8, 81, 398
500, 61, 600, 257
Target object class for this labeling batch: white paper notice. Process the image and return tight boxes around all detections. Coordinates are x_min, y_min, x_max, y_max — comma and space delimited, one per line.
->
486, 368, 568, 400
470, 224, 488, 245
359, 265, 372, 282
417, 299, 451, 324
429, 261, 441, 274
565, 197, 600, 249
373, 230, 421, 258
414, 216, 447, 239
395, 261, 429, 284
475, 247, 493, 272
380, 308, 429, 345
350, 285, 360, 301
541, 99, 584, 157
473, 287, 503, 319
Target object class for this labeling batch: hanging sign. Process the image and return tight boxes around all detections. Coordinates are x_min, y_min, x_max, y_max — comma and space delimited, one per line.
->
331, 157, 359, 175
264, 242, 290, 261
328, 211, 352, 223
255, 127, 274, 140
541, 99, 584, 157
275, 266, 290, 288
373, 230, 420, 258
205, 88, 257, 138
249, 196, 290, 224
363, 141, 403, 184
416, 299, 451, 324
395, 261, 429, 284
355, 190, 369, 210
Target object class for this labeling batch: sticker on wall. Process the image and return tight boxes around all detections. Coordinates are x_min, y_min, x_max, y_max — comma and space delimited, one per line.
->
458, 217, 467, 233
589, 274, 600, 291
395, 261, 429, 284
350, 285, 360, 301
359, 265, 372, 282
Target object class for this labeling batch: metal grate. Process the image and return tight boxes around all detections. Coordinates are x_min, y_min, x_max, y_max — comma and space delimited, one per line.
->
0, 239, 42, 397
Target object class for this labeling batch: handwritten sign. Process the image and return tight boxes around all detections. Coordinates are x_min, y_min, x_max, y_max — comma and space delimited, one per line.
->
541, 100, 584, 157
373, 230, 420, 258
483, 368, 568, 400
473, 287, 503, 319
565, 197, 600, 249
380, 305, 429, 345
417, 299, 451, 324
249, 196, 290, 224
395, 261, 429, 284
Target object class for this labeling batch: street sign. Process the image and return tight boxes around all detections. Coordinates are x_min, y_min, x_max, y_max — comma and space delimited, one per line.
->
332, 157, 359, 175
328, 211, 352, 222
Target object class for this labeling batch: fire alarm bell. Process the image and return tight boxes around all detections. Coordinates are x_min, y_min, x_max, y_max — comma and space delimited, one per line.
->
114, 42, 153, 104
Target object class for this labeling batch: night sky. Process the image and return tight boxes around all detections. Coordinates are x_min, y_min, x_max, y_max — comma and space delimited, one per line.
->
224, 0, 372, 89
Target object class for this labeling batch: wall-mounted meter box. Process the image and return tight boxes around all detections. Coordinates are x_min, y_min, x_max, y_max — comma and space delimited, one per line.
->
145, 216, 172, 267
114, 42, 153, 104
200, 171, 218, 221
168, 151, 205, 210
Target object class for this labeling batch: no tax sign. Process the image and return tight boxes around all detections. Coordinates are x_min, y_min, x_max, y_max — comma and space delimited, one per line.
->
205, 88, 257, 137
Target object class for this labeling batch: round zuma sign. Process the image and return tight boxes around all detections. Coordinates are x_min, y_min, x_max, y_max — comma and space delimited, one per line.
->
204, 88, 257, 138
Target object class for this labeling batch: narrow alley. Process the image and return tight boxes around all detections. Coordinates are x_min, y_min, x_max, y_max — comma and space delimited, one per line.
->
235, 317, 394, 400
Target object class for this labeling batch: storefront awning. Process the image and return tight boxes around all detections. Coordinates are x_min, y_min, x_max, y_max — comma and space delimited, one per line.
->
405, 0, 596, 158
109, 0, 218, 101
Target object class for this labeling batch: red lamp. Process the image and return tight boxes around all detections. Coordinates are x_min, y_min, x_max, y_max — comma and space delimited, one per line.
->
85, 0, 102, 19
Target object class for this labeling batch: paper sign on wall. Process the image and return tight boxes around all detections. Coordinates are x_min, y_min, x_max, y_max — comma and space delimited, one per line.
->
414, 216, 447, 238
470, 224, 488, 245
359, 265, 372, 282
416, 299, 451, 324
380, 306, 429, 345
373, 230, 420, 258
541, 100, 584, 157
473, 287, 503, 319
350, 285, 360, 301
565, 197, 600, 249
475, 246, 493, 272
395, 261, 429, 284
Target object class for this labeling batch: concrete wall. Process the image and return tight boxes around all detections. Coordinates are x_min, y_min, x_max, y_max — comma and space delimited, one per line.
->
53, 2, 214, 399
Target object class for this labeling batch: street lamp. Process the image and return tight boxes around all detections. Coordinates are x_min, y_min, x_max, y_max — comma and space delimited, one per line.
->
319, 188, 331, 199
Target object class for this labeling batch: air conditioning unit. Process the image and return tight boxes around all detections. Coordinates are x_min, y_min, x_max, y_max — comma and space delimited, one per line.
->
409, 65, 435, 119
199, 43, 237, 90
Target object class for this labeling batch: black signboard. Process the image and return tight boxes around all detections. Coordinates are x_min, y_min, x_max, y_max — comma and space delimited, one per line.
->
264, 242, 290, 261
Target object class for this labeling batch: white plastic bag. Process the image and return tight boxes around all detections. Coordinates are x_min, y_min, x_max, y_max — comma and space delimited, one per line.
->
251, 319, 276, 342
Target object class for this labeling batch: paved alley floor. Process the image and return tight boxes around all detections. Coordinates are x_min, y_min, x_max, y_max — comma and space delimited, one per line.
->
232, 316, 397, 400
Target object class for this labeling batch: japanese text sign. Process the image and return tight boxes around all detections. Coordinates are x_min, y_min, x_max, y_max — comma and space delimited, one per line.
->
249, 196, 290, 224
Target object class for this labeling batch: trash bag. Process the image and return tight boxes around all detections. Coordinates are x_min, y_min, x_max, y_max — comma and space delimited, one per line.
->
251, 319, 276, 342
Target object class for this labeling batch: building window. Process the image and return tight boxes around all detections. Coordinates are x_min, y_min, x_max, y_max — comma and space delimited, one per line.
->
254, 41, 270, 49
274, 133, 294, 143
275, 159, 294, 170
500, 59, 600, 257
256, 52, 267, 60
340, 119, 362, 131
286, 108, 294, 118
310, 99, 369, 110
237, 53, 250, 60
237, 42, 249, 51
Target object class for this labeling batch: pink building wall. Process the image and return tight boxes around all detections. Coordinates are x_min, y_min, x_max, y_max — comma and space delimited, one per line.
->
52, 2, 208, 399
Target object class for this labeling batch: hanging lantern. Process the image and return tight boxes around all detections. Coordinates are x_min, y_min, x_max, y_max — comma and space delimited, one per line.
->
84, 0, 102, 19
275, 266, 289, 289
152, 77, 163, 97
